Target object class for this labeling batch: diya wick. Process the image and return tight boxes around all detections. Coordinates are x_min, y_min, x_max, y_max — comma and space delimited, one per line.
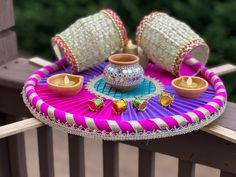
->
47, 73, 84, 97
123, 39, 138, 55
172, 76, 208, 99
132, 96, 148, 111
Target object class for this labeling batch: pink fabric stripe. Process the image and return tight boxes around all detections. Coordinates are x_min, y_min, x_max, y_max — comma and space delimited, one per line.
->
216, 85, 225, 90
202, 105, 216, 114
54, 109, 67, 123
211, 99, 223, 107
73, 115, 87, 128
24, 83, 35, 88
94, 119, 112, 132
41, 103, 49, 116
201, 67, 207, 76
26, 90, 36, 98
191, 62, 202, 71
213, 78, 222, 85
34, 70, 46, 78
208, 72, 215, 80
139, 119, 160, 131
216, 92, 227, 98
32, 96, 41, 107
192, 110, 204, 120
180, 113, 193, 124
117, 121, 135, 132
162, 117, 178, 128
43, 66, 55, 73
28, 77, 38, 83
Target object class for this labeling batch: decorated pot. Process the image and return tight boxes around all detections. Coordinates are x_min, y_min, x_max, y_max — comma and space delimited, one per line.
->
103, 54, 144, 91
52, 9, 128, 73
136, 11, 209, 76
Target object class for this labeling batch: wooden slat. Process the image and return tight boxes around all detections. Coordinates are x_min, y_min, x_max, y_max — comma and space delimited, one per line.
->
0, 118, 43, 139
29, 57, 52, 67
37, 126, 54, 177
0, 113, 11, 177
178, 159, 195, 177
5, 114, 27, 177
221, 171, 236, 177
103, 141, 119, 177
138, 149, 155, 177
0, 0, 15, 31
124, 131, 236, 174
68, 135, 85, 177
0, 30, 18, 65
209, 64, 236, 76
0, 58, 40, 89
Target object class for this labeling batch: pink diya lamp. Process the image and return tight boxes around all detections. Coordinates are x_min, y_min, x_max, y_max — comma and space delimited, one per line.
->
172, 76, 208, 99
47, 73, 84, 97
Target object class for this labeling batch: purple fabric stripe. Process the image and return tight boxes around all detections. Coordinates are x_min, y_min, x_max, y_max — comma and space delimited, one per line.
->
216, 85, 225, 90
213, 78, 222, 85
208, 72, 215, 80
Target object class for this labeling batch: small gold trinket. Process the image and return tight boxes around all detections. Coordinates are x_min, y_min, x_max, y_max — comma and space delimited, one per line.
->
112, 99, 128, 114
88, 97, 104, 111
132, 96, 148, 111
159, 92, 174, 107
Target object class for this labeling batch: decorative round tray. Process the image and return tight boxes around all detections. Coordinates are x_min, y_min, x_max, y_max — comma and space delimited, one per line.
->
22, 57, 227, 140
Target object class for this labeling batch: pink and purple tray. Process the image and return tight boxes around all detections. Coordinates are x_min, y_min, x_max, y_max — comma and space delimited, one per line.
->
22, 57, 227, 140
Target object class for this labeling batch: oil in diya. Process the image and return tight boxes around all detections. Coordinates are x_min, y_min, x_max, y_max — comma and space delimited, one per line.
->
88, 97, 104, 111
112, 99, 128, 114
132, 96, 148, 111
159, 92, 174, 107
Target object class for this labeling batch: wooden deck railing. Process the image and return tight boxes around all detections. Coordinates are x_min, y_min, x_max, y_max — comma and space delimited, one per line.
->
1, 0, 236, 177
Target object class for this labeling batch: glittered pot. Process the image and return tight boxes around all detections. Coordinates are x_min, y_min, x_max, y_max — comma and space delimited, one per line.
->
104, 54, 144, 91
52, 9, 128, 73
136, 12, 209, 76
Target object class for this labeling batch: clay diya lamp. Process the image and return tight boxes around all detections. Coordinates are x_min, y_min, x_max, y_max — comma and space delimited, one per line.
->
171, 76, 208, 99
47, 73, 84, 97
103, 53, 144, 91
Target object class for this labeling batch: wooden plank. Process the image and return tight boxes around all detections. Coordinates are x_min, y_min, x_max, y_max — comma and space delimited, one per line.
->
123, 131, 236, 174
138, 149, 155, 177
0, 113, 11, 177
0, 118, 43, 139
68, 135, 85, 177
5, 114, 27, 177
37, 126, 54, 177
29, 57, 52, 67
209, 64, 236, 76
202, 124, 236, 144
103, 141, 119, 177
0, 0, 15, 31
178, 159, 195, 177
220, 171, 236, 177
0, 30, 18, 65
0, 58, 40, 89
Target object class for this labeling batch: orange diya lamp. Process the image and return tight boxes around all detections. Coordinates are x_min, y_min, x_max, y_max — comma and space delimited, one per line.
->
47, 73, 84, 97
172, 76, 208, 99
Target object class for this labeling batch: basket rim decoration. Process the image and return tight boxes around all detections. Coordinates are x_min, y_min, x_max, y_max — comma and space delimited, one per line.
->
22, 57, 227, 140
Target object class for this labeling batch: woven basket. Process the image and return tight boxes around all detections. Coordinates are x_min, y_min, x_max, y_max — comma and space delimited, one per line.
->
52, 9, 128, 73
136, 12, 209, 76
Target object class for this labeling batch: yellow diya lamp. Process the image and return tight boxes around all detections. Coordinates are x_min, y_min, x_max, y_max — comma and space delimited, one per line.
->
132, 96, 148, 111
112, 99, 128, 114
159, 92, 174, 107
171, 76, 208, 99
88, 97, 104, 111
47, 73, 84, 97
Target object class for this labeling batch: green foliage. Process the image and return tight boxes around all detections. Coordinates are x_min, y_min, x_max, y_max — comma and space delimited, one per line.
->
14, 0, 236, 100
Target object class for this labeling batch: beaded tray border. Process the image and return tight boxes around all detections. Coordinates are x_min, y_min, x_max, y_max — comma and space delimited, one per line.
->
22, 58, 227, 140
